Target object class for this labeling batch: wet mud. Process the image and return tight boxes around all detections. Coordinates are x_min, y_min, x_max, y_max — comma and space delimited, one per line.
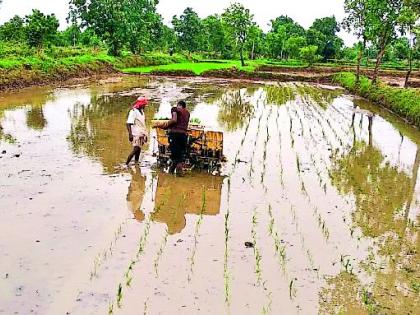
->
0, 76, 419, 314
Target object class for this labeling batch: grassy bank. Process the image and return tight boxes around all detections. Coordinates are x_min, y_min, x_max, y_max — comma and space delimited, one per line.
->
334, 72, 420, 127
0, 44, 190, 89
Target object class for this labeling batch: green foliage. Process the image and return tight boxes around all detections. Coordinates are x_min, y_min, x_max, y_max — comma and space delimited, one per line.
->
285, 36, 307, 59
124, 0, 163, 54
202, 15, 232, 58
123, 61, 249, 75
172, 7, 204, 53
334, 72, 420, 126
25, 9, 59, 47
0, 15, 25, 42
69, 0, 163, 56
222, 2, 254, 66
299, 45, 321, 66
308, 16, 343, 60
267, 15, 305, 59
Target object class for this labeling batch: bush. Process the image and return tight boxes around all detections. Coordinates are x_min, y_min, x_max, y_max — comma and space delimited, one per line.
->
299, 45, 321, 66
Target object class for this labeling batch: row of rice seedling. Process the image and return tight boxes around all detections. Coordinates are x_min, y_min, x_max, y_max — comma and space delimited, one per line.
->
248, 105, 267, 182
224, 178, 232, 305
109, 173, 158, 312
90, 219, 129, 280
275, 107, 284, 188
250, 207, 274, 312
187, 187, 207, 282
260, 107, 273, 191
153, 230, 169, 278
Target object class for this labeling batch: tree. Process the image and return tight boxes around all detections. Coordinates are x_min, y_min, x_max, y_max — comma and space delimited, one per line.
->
123, 0, 163, 54
398, 1, 419, 88
308, 16, 343, 60
343, 0, 370, 84
222, 2, 254, 66
267, 15, 305, 59
25, 9, 59, 47
266, 26, 287, 58
172, 7, 204, 53
299, 45, 321, 66
270, 15, 305, 36
246, 25, 265, 59
366, 0, 405, 83
0, 15, 25, 42
285, 36, 307, 59
69, 0, 126, 55
157, 24, 177, 52
203, 15, 232, 58
306, 28, 327, 57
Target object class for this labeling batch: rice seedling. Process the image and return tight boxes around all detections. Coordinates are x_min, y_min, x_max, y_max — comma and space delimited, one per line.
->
224, 179, 231, 305
188, 188, 206, 281
89, 219, 128, 280
340, 254, 353, 274
117, 283, 123, 308
153, 230, 169, 278
251, 208, 263, 284
108, 303, 114, 315
143, 299, 149, 315
267, 205, 287, 267
289, 278, 297, 300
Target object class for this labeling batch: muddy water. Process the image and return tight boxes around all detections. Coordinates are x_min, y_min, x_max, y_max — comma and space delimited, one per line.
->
0, 76, 419, 315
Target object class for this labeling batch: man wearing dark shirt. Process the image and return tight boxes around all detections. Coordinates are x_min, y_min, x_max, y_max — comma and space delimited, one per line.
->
167, 100, 190, 174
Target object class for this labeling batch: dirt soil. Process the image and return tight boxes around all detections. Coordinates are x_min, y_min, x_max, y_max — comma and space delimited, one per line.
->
0, 77, 419, 315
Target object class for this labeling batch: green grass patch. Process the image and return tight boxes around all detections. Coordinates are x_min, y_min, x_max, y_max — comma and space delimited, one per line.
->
334, 72, 420, 127
123, 61, 256, 75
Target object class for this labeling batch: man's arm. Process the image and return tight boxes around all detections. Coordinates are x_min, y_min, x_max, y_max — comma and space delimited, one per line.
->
126, 110, 135, 141
126, 123, 133, 142
168, 110, 177, 126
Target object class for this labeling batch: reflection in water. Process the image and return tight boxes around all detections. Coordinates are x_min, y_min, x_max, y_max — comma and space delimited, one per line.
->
264, 84, 296, 105
328, 139, 419, 313
68, 95, 157, 172
296, 84, 342, 109
2, 77, 420, 314
331, 141, 412, 238
319, 272, 368, 314
217, 89, 254, 131
320, 218, 419, 314
151, 172, 223, 234
0, 87, 54, 142
126, 166, 146, 222
26, 107, 47, 130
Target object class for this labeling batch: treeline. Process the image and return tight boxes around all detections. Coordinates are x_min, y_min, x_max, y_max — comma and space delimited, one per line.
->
0, 0, 419, 82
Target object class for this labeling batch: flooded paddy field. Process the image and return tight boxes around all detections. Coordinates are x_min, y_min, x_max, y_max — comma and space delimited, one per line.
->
0, 76, 419, 315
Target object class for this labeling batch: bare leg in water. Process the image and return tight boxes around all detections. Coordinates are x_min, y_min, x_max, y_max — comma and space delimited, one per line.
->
126, 146, 141, 165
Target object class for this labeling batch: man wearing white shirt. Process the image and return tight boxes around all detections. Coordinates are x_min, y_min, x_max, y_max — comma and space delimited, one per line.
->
126, 97, 148, 165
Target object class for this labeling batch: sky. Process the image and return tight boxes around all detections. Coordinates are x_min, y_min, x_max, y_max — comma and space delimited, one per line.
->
0, 0, 357, 46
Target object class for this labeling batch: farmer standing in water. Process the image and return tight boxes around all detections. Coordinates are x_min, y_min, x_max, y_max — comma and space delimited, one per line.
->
155, 100, 190, 174
167, 100, 190, 174
126, 96, 148, 166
